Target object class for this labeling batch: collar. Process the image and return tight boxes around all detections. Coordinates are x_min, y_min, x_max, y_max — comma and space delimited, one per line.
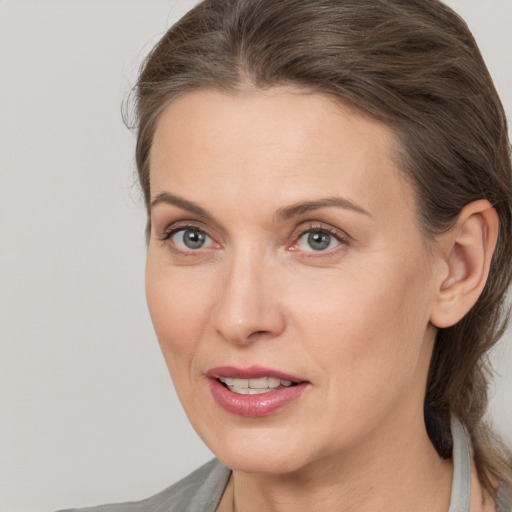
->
448, 415, 471, 512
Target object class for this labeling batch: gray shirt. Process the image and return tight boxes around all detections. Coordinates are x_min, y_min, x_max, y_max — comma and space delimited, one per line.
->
60, 417, 510, 512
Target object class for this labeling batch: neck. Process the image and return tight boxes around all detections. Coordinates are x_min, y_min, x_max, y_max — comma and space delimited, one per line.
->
220, 411, 453, 512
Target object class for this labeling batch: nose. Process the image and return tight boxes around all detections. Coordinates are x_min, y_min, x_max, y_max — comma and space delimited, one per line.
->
211, 250, 286, 345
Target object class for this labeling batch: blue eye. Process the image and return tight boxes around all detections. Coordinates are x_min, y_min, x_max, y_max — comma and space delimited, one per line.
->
171, 228, 213, 250
296, 230, 341, 252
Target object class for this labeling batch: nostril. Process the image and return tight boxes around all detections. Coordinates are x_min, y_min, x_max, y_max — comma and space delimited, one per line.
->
246, 330, 272, 341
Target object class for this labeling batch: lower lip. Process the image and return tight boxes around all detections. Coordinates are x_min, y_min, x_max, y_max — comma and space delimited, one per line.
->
208, 379, 309, 417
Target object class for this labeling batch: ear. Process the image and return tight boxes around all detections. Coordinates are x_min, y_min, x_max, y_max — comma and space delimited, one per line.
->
430, 200, 499, 329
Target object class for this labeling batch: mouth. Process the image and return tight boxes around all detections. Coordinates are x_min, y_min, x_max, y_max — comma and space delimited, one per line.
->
217, 376, 298, 395
206, 366, 308, 417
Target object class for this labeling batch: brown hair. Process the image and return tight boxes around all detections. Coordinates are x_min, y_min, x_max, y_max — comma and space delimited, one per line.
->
132, 0, 512, 497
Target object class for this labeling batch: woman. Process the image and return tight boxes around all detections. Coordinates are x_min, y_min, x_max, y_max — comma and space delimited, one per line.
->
64, 0, 512, 510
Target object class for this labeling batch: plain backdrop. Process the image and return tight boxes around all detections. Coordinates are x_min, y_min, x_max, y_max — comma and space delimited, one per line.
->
0, 1, 511, 511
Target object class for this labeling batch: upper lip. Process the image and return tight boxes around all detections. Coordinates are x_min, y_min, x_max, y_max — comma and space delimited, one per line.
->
206, 365, 306, 383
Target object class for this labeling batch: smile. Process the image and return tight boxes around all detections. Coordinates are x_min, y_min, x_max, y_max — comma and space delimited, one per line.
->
207, 367, 308, 417
218, 376, 295, 395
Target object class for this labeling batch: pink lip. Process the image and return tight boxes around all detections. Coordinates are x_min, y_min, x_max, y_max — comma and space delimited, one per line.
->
206, 366, 304, 382
206, 366, 309, 417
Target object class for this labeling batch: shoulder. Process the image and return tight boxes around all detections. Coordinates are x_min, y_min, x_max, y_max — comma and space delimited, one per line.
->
496, 483, 512, 512
58, 459, 231, 512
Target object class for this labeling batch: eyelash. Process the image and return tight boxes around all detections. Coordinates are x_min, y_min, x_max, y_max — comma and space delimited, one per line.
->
159, 223, 207, 242
157, 224, 217, 259
158, 222, 350, 255
290, 223, 350, 255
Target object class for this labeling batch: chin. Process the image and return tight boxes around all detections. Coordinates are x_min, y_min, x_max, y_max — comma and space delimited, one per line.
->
221, 450, 308, 475
204, 427, 315, 475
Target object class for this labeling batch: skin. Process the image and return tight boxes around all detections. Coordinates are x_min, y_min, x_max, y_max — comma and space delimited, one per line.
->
145, 88, 496, 511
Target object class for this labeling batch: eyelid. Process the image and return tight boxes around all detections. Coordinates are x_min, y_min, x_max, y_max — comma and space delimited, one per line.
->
156, 219, 350, 256
289, 222, 352, 253
158, 220, 213, 241
157, 221, 221, 256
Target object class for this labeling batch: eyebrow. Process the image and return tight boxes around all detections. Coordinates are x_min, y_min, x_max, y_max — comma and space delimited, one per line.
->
150, 192, 371, 222
150, 192, 214, 219
274, 197, 371, 222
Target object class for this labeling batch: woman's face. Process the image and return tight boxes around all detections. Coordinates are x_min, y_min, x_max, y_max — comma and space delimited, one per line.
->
146, 88, 441, 475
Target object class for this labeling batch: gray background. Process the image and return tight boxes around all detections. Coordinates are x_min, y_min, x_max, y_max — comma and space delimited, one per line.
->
0, 1, 510, 511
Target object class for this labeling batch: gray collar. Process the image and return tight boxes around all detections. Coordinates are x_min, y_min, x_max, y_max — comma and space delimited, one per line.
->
448, 415, 472, 512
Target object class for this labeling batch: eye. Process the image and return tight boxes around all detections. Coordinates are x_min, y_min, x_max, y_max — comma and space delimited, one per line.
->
295, 229, 342, 252
169, 228, 215, 251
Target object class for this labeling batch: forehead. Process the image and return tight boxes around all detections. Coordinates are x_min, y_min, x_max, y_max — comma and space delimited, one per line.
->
150, 88, 416, 222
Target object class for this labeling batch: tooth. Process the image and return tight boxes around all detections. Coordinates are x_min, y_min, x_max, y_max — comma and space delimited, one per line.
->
249, 377, 269, 389
222, 376, 296, 394
248, 388, 269, 395
268, 377, 280, 388
228, 386, 270, 395
232, 378, 249, 389
228, 386, 252, 395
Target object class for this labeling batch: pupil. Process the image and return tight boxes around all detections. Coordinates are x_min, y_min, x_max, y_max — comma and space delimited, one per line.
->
184, 229, 206, 249
308, 232, 330, 251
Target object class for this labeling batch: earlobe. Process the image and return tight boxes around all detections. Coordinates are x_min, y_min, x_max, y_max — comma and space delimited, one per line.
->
430, 200, 499, 329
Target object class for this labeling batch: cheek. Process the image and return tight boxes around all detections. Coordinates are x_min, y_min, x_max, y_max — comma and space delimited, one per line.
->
296, 263, 435, 442
145, 257, 211, 378
293, 254, 434, 383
